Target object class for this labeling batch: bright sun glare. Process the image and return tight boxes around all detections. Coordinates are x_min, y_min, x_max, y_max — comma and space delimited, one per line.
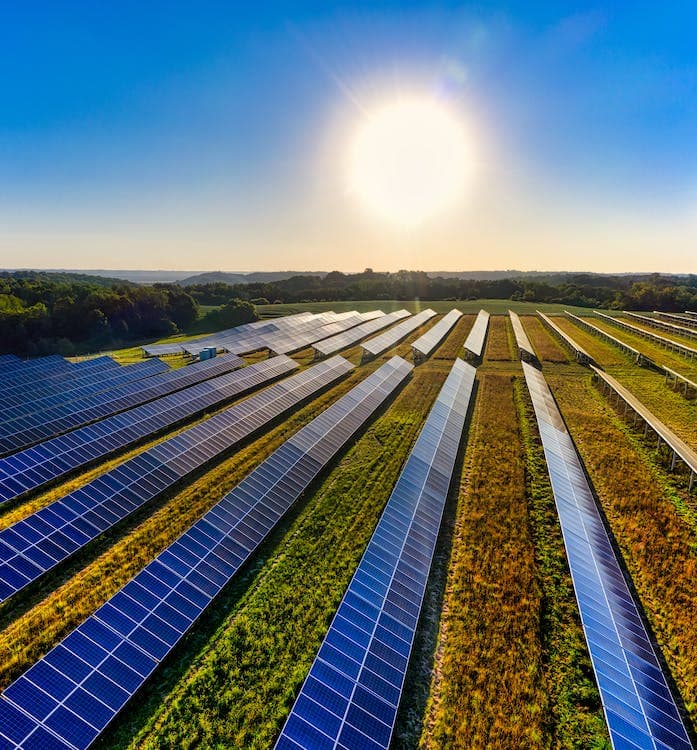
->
348, 97, 472, 228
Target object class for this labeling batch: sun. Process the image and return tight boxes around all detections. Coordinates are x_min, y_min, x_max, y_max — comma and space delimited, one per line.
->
347, 96, 472, 227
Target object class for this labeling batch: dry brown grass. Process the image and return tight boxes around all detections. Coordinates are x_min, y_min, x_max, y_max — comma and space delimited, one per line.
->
484, 316, 514, 361
549, 372, 697, 724
420, 372, 547, 749
521, 315, 569, 363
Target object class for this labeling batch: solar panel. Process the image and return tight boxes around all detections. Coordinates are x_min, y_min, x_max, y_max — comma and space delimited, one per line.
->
591, 365, 697, 490
313, 311, 410, 359
0, 356, 71, 389
0, 356, 299, 506
536, 311, 594, 365
3, 358, 116, 404
0, 354, 22, 370
522, 362, 692, 750
0, 358, 170, 420
275, 358, 476, 750
360, 310, 437, 360
509, 311, 537, 363
0, 356, 354, 602
565, 312, 649, 366
265, 314, 369, 356
594, 311, 697, 362
411, 309, 462, 363
462, 309, 490, 361
0, 356, 413, 750
142, 343, 186, 357
625, 311, 697, 342
0, 354, 246, 456
181, 313, 328, 356
654, 311, 697, 329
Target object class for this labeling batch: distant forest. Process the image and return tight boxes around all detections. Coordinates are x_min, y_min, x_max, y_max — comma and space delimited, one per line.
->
0, 271, 255, 356
1, 269, 696, 356
187, 269, 697, 310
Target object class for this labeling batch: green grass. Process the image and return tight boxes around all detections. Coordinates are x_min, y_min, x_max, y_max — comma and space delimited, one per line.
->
258, 299, 593, 318
514, 377, 609, 749
547, 371, 697, 726
100, 362, 448, 749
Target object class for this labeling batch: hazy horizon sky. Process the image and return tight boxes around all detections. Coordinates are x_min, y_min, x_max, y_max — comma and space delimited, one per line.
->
2, 2, 696, 273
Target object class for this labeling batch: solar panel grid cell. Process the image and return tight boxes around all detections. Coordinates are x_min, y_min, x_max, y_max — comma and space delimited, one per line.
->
509, 311, 537, 363
1, 359, 117, 405
1, 359, 169, 422
312, 311, 410, 359
360, 310, 437, 360
0, 356, 412, 750
275, 358, 476, 750
0, 356, 356, 602
462, 309, 490, 360
0, 357, 71, 390
522, 362, 692, 750
0, 354, 246, 456
411, 309, 462, 362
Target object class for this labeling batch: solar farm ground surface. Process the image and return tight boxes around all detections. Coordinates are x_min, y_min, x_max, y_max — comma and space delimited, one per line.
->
1, 307, 696, 749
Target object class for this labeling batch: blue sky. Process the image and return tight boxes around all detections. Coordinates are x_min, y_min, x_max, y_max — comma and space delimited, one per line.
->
1, 1, 696, 272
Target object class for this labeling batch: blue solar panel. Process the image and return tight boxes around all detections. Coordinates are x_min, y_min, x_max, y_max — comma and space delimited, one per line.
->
0, 356, 355, 602
0, 358, 169, 422
411, 309, 462, 362
462, 309, 490, 360
0, 354, 246, 456
0, 356, 413, 750
0, 357, 293, 505
509, 310, 537, 363
0, 356, 71, 389
313, 311, 409, 359
275, 358, 476, 750
522, 362, 692, 750
361, 310, 437, 360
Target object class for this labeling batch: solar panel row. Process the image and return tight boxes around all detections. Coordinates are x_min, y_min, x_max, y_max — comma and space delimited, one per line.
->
565, 312, 648, 366
654, 311, 697, 329
312, 310, 411, 359
536, 311, 594, 365
508, 310, 537, 363
182, 312, 337, 357
522, 362, 691, 750
0, 356, 353, 602
0, 356, 413, 750
0, 354, 245, 456
1, 359, 169, 422
265, 314, 373, 356
275, 357, 475, 750
2, 358, 119, 404
1, 357, 123, 408
0, 357, 297, 506
410, 309, 462, 363
0, 356, 71, 389
141, 312, 316, 357
0, 354, 22, 369
360, 309, 437, 360
591, 365, 697, 491
593, 312, 697, 362
625, 312, 697, 342
462, 309, 490, 361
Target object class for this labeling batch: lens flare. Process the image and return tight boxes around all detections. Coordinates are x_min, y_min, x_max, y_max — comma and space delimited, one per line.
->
348, 97, 472, 227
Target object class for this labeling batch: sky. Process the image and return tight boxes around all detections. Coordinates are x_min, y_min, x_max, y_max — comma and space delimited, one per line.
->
1, 1, 696, 274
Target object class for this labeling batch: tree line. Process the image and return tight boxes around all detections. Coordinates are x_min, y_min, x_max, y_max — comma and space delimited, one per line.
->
0, 272, 256, 356
186, 269, 697, 311
2, 269, 696, 356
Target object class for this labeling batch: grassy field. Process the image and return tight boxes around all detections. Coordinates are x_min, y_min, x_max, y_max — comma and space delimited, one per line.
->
4, 304, 697, 748
418, 318, 607, 749
548, 371, 697, 725
258, 299, 592, 318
